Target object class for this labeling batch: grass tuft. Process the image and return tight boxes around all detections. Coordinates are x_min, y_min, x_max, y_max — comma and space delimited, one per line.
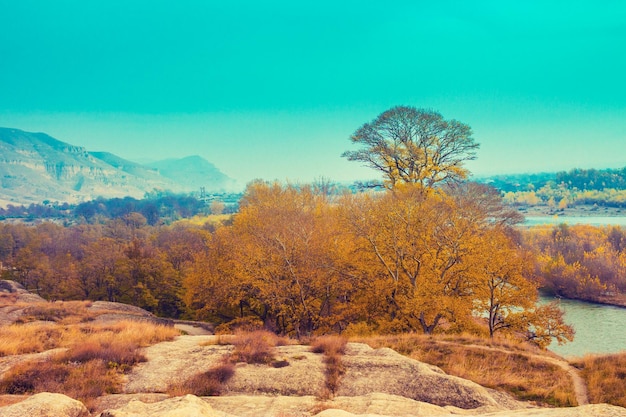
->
168, 361, 235, 397
230, 330, 280, 364
572, 353, 626, 407
311, 335, 347, 399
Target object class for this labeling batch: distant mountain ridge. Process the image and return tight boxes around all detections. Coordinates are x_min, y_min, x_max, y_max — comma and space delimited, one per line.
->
147, 155, 235, 192
0, 127, 235, 206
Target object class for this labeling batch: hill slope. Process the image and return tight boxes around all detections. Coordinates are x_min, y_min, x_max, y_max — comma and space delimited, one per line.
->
0, 128, 232, 206
148, 155, 236, 192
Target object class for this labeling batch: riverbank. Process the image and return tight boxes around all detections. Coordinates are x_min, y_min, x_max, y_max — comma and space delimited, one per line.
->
519, 204, 626, 218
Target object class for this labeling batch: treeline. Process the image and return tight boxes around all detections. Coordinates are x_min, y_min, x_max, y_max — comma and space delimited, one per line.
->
496, 167, 626, 209
524, 224, 626, 303
556, 167, 626, 191
0, 181, 573, 347
0, 192, 240, 224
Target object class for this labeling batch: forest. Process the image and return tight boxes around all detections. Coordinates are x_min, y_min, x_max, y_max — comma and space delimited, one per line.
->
1, 106, 595, 349
498, 167, 626, 209
0, 192, 240, 224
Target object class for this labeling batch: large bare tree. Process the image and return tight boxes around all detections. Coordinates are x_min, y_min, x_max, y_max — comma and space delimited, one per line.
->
343, 106, 479, 189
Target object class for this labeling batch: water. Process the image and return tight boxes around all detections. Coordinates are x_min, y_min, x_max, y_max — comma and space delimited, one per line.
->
525, 216, 626, 357
525, 216, 626, 227
540, 295, 626, 358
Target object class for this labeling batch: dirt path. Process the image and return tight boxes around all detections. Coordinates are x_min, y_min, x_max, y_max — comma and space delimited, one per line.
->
436, 342, 589, 406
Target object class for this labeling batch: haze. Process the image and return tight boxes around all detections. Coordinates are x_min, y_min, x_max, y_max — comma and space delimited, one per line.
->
1, 1, 625, 186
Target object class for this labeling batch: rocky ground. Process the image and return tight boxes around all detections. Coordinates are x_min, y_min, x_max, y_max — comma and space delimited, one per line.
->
1, 280, 626, 417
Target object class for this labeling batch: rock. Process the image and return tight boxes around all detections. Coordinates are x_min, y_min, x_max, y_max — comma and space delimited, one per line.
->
124, 336, 230, 393
0, 392, 89, 417
88, 301, 174, 327
91, 394, 170, 415
312, 404, 626, 417
330, 393, 452, 416
0, 279, 46, 304
337, 343, 500, 410
98, 394, 238, 417
222, 344, 326, 396
472, 404, 626, 417
204, 394, 320, 417
203, 393, 452, 417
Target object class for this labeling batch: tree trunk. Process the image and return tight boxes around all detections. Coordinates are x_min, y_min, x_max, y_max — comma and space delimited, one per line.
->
419, 311, 442, 334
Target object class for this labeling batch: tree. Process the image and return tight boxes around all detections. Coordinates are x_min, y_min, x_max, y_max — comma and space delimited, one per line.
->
187, 181, 359, 336
342, 106, 479, 189
473, 228, 537, 338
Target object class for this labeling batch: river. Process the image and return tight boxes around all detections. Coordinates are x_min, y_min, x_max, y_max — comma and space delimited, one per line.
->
526, 215, 626, 357
525, 216, 626, 227
540, 295, 626, 358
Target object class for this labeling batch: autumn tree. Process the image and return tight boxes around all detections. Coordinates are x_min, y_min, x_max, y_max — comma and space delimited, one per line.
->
473, 228, 537, 337
342, 106, 479, 189
184, 181, 360, 336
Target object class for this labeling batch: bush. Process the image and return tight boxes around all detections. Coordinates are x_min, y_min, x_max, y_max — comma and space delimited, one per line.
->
311, 335, 348, 398
169, 362, 235, 396
214, 316, 264, 334
230, 330, 279, 364
0, 358, 118, 403
64, 340, 146, 368
311, 335, 347, 356
342, 322, 374, 338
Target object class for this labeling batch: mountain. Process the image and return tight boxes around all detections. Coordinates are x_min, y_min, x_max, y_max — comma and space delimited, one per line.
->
147, 155, 236, 192
0, 127, 233, 206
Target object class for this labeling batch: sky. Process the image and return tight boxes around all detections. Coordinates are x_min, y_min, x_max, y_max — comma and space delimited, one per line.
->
1, 1, 625, 187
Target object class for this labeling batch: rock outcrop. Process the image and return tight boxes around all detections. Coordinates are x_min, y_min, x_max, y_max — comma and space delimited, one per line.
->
99, 394, 237, 417
0, 392, 89, 417
338, 343, 499, 410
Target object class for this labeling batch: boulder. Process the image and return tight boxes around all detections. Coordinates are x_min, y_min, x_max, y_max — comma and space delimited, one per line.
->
0, 392, 89, 417
98, 394, 238, 417
337, 343, 500, 410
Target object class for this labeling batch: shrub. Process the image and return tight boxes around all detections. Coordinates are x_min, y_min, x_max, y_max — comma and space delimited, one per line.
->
0, 357, 118, 403
214, 316, 264, 334
311, 335, 347, 356
230, 330, 279, 364
64, 340, 146, 368
311, 335, 348, 399
343, 322, 374, 338
169, 362, 235, 396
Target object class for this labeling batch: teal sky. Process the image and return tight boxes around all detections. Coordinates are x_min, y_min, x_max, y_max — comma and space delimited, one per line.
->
1, 1, 625, 186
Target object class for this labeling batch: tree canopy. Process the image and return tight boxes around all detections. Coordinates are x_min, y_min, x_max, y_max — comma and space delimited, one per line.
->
342, 106, 479, 189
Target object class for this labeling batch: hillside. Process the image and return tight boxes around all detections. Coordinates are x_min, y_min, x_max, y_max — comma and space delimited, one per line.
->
147, 155, 237, 192
0, 128, 234, 206
1, 281, 626, 417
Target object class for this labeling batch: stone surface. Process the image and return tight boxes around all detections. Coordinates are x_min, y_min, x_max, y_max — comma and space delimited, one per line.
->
124, 336, 230, 393
0, 392, 89, 417
337, 343, 500, 410
98, 394, 238, 417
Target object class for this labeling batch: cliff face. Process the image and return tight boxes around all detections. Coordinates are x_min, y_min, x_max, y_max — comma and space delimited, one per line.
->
0, 128, 233, 206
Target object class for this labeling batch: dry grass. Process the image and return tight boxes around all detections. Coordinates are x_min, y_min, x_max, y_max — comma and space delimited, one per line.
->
0, 322, 76, 356
354, 333, 577, 406
0, 320, 179, 357
0, 357, 120, 410
168, 360, 235, 396
17, 301, 95, 324
230, 329, 287, 364
311, 335, 348, 399
0, 318, 179, 411
572, 353, 626, 407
